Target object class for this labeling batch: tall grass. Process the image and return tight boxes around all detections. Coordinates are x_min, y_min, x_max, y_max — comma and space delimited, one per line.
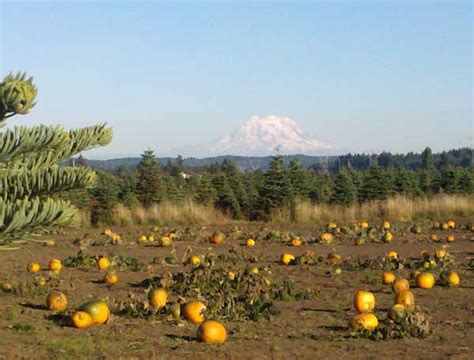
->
271, 194, 474, 224
110, 201, 229, 226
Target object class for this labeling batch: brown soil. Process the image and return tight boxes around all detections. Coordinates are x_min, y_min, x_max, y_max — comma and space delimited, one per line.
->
0, 220, 473, 359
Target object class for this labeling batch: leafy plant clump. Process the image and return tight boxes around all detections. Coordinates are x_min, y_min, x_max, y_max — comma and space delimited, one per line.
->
63, 250, 144, 271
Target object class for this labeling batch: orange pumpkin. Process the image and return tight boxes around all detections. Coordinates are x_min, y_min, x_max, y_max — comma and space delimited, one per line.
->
382, 232, 393, 243
183, 301, 206, 324
79, 300, 110, 325
387, 251, 398, 260
417, 272, 435, 289
394, 290, 415, 312
382, 272, 396, 284
27, 262, 41, 273
446, 235, 455, 243
446, 271, 460, 287
320, 232, 333, 244
197, 321, 227, 343
148, 288, 168, 310
46, 290, 68, 312
97, 257, 110, 271
353, 290, 376, 313
382, 220, 391, 230
429, 234, 438, 242
48, 259, 62, 273
71, 311, 93, 329
246, 239, 256, 247
210, 231, 225, 245
290, 238, 302, 247
392, 278, 410, 294
351, 313, 378, 331
189, 255, 201, 266
104, 272, 118, 285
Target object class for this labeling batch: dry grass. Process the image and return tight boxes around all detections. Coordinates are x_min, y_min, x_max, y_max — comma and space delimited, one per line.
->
272, 194, 474, 224
110, 201, 229, 226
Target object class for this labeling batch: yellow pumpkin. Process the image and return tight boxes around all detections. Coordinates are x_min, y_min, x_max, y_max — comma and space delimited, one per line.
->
111, 233, 121, 243
382, 272, 396, 284
104, 272, 118, 285
382, 232, 393, 243
387, 250, 398, 260
227, 271, 236, 280
102, 228, 112, 236
136, 235, 148, 244
71, 311, 93, 329
97, 257, 111, 271
351, 313, 378, 331
353, 290, 376, 313
382, 220, 390, 230
159, 236, 173, 247
429, 234, 438, 242
183, 301, 206, 324
246, 239, 256, 247
394, 290, 415, 312
148, 288, 168, 310
48, 259, 62, 273
27, 262, 41, 273
446, 235, 455, 243
280, 253, 295, 265
46, 290, 68, 312
392, 278, 410, 294
446, 271, 460, 287
320, 232, 333, 244
435, 247, 447, 259
417, 272, 435, 289
197, 321, 227, 343
388, 304, 407, 324
440, 223, 449, 230
447, 220, 456, 229
189, 256, 201, 266
210, 231, 224, 245
79, 300, 110, 325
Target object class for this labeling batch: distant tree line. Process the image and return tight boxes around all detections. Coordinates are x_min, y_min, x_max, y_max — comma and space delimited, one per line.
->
64, 147, 473, 225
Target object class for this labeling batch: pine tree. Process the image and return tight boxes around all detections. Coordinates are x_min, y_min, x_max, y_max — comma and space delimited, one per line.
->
257, 155, 294, 219
309, 173, 333, 203
359, 166, 391, 201
458, 168, 474, 194
90, 171, 120, 226
0, 72, 112, 240
212, 174, 241, 218
195, 174, 217, 205
441, 166, 462, 193
421, 147, 435, 170
135, 149, 164, 206
330, 168, 357, 205
287, 158, 311, 198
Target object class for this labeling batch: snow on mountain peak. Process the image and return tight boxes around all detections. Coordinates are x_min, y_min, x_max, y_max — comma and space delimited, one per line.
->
208, 115, 332, 156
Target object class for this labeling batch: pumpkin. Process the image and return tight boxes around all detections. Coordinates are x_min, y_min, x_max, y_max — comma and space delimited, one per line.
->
435, 247, 447, 259
249, 266, 259, 274
417, 272, 435, 289
148, 288, 168, 310
290, 238, 302, 247
97, 257, 110, 271
394, 290, 415, 312
27, 262, 41, 273
359, 221, 369, 230
392, 278, 410, 294
387, 251, 398, 260
326, 222, 338, 231
183, 301, 206, 324
354, 237, 365, 246
159, 236, 173, 247
136, 235, 148, 244
36, 276, 46, 287
388, 304, 407, 324
197, 321, 227, 343
351, 313, 378, 331
382, 232, 393, 243
102, 228, 112, 236
320, 232, 333, 244
280, 253, 295, 265
147, 235, 155, 242
382, 220, 390, 230
447, 220, 456, 229
445, 271, 460, 287
71, 311, 93, 329
353, 290, 376, 313
382, 272, 396, 284
440, 223, 449, 230
189, 256, 201, 266
48, 259, 62, 273
111, 233, 121, 243
210, 231, 224, 245
104, 272, 118, 285
246, 239, 256, 247
446, 235, 455, 243
46, 290, 68, 312
429, 234, 438, 242
227, 271, 236, 280
79, 300, 110, 325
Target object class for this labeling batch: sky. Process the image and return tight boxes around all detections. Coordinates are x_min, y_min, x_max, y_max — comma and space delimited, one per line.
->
0, 0, 472, 158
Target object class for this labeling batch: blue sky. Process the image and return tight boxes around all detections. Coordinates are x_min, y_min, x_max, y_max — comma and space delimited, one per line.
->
0, 1, 472, 158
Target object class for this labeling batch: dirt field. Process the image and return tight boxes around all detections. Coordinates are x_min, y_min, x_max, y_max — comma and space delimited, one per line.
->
1, 220, 473, 359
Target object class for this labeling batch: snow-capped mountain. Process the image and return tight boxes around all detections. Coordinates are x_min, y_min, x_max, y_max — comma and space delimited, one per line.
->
206, 115, 332, 156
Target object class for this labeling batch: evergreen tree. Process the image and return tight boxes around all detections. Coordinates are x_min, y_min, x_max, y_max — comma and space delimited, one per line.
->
90, 171, 120, 226
309, 173, 333, 203
441, 166, 462, 193
195, 174, 217, 205
359, 166, 391, 201
458, 168, 474, 194
287, 158, 311, 198
421, 147, 435, 170
330, 168, 357, 205
135, 149, 163, 206
212, 174, 241, 218
257, 155, 294, 219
